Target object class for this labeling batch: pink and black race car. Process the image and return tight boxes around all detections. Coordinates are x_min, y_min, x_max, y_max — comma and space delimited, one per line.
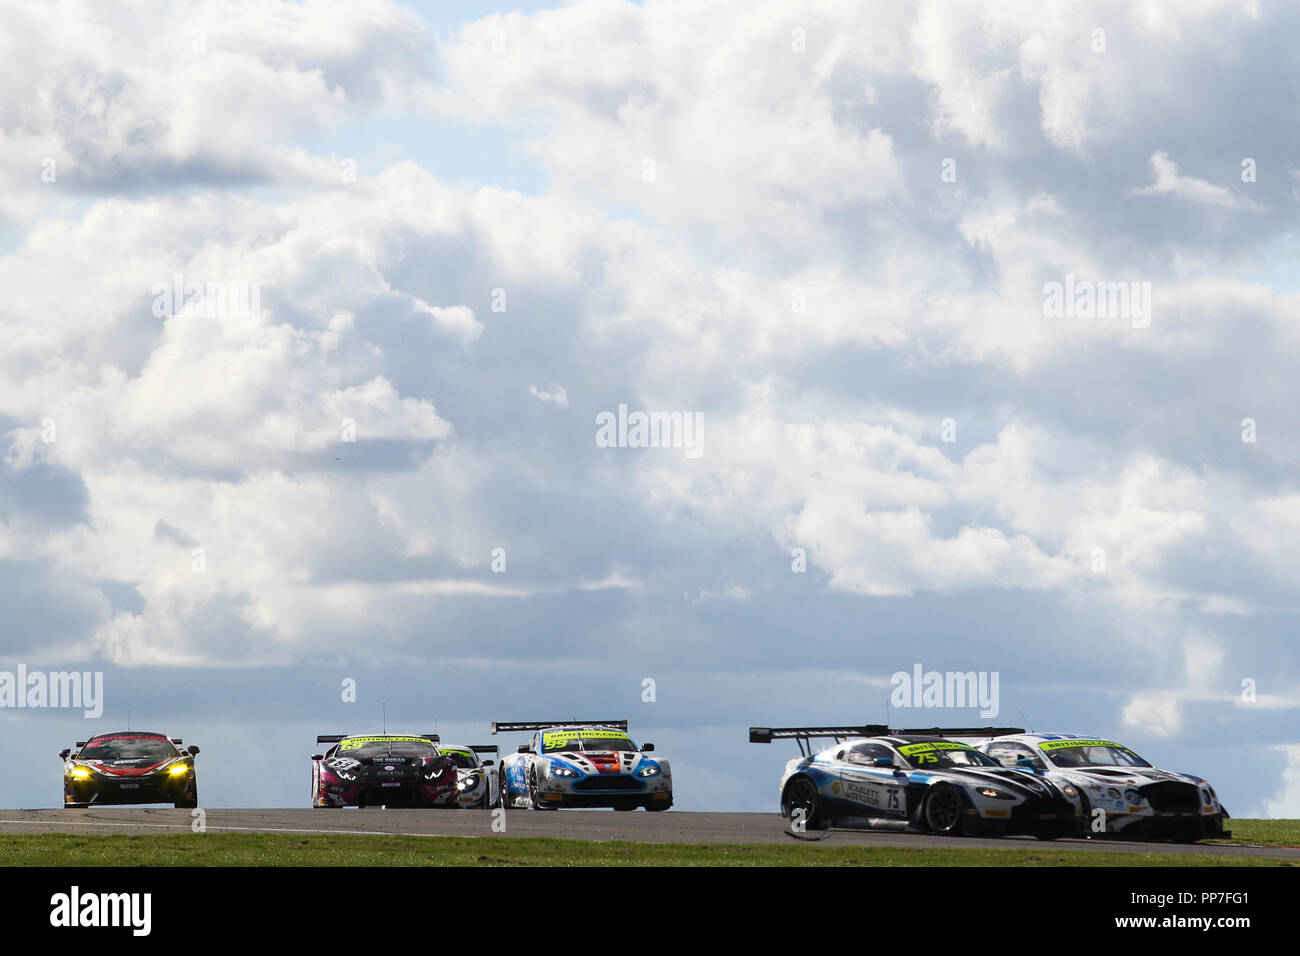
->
311, 733, 458, 808
60, 731, 199, 808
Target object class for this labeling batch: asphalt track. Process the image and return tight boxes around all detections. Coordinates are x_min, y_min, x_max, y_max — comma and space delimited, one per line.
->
0, 808, 1296, 860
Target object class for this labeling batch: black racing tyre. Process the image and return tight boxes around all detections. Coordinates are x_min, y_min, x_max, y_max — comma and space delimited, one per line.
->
500, 769, 514, 809
922, 784, 965, 835
1034, 832, 1062, 841
527, 767, 555, 810
781, 775, 825, 830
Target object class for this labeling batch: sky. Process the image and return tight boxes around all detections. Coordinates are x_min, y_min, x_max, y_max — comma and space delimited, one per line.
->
0, 0, 1297, 817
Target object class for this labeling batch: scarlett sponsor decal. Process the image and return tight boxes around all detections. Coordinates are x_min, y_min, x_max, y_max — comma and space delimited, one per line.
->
0, 666, 102, 718
889, 664, 999, 719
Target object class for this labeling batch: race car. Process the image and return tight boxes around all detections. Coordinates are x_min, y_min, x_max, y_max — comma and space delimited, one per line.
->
436, 744, 500, 808
311, 733, 458, 808
974, 732, 1231, 841
60, 731, 199, 809
493, 720, 672, 811
749, 724, 1082, 838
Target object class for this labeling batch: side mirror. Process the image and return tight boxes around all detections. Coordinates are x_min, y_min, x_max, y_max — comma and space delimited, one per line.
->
187, 745, 200, 756
641, 743, 654, 752
516, 745, 529, 754
311, 754, 324, 761
59, 749, 70, 760
481, 760, 494, 767
873, 757, 894, 768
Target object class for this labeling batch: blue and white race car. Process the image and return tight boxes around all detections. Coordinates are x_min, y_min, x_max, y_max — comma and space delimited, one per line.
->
750, 725, 1083, 838
492, 720, 672, 811
974, 732, 1231, 842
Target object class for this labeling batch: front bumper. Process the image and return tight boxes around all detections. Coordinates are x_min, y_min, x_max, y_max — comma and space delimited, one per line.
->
65, 772, 193, 806
966, 797, 1080, 837
319, 777, 457, 808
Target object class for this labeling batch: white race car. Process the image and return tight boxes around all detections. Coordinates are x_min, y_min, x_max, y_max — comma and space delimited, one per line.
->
750, 724, 1083, 837
492, 720, 672, 811
974, 732, 1230, 842
436, 744, 500, 808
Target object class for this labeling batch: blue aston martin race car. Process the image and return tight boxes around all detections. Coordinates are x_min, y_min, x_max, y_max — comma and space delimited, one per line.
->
750, 724, 1083, 838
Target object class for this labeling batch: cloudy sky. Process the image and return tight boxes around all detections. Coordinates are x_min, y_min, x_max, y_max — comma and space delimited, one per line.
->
1, 0, 1297, 816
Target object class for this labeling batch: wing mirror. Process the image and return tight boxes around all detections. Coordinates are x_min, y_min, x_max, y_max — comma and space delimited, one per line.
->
481, 760, 494, 767
516, 745, 529, 754
188, 745, 200, 756
311, 754, 324, 761
59, 749, 70, 760
641, 743, 654, 752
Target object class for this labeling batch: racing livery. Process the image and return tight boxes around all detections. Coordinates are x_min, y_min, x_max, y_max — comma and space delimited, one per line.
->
436, 744, 500, 808
493, 720, 672, 811
975, 732, 1231, 841
60, 732, 199, 809
750, 725, 1082, 838
311, 734, 458, 808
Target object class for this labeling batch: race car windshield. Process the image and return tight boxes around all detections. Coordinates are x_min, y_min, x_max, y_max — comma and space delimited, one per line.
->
339, 739, 439, 759
79, 736, 178, 761
541, 733, 637, 754
440, 751, 478, 769
897, 743, 1000, 769
1042, 744, 1152, 768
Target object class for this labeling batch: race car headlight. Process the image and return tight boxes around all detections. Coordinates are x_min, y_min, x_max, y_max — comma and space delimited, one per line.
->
458, 775, 480, 790
1059, 784, 1079, 798
168, 764, 189, 776
70, 767, 92, 779
1125, 789, 1142, 803
636, 765, 662, 778
977, 787, 1014, 800
549, 766, 580, 778
1107, 788, 1122, 799
1202, 788, 1214, 805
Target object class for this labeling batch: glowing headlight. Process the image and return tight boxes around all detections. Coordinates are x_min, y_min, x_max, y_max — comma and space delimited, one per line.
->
70, 767, 92, 779
636, 765, 662, 778
458, 775, 480, 790
549, 766, 580, 778
168, 764, 189, 776
1060, 784, 1078, 798
977, 787, 1014, 800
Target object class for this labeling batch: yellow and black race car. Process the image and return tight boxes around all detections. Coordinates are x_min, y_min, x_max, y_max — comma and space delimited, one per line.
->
60, 731, 199, 809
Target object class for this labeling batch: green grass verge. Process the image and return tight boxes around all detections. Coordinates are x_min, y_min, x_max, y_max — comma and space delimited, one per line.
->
1213, 819, 1300, 847
0, 832, 1291, 866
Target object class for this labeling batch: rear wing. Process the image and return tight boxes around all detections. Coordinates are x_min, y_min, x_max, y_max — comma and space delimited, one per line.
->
170, 738, 183, 745
894, 727, 1025, 739
470, 745, 498, 756
316, 733, 440, 744
491, 720, 628, 734
749, 725, 888, 757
